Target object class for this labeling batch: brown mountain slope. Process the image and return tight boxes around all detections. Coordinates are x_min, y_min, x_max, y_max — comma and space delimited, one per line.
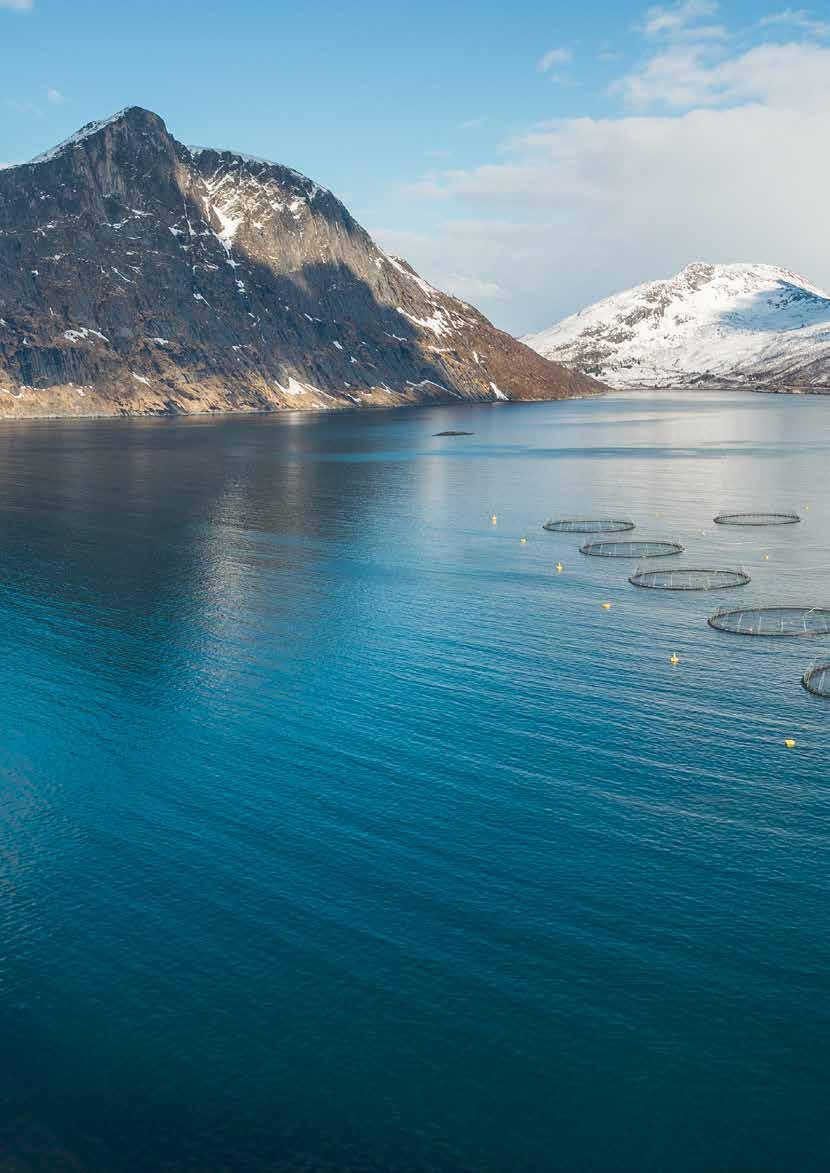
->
0, 107, 603, 418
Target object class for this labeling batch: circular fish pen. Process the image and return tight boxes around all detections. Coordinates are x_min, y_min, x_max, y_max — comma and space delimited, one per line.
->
708, 606, 830, 637
713, 512, 800, 526
580, 539, 684, 559
629, 567, 750, 591
802, 663, 830, 698
543, 518, 635, 534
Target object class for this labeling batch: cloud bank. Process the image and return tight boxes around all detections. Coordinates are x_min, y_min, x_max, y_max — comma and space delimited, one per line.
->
388, 4, 830, 334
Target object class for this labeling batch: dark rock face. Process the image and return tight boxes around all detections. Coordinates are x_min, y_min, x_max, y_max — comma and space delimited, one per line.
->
0, 107, 602, 418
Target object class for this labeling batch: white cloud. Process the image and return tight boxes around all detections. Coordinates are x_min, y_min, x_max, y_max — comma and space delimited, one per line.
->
614, 43, 718, 107
641, 0, 722, 37
443, 274, 506, 301
390, 40, 830, 333
0, 0, 33, 9
760, 9, 830, 38
46, 88, 66, 104
615, 38, 830, 108
537, 48, 572, 72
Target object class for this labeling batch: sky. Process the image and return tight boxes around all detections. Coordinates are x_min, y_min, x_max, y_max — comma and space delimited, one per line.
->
1, 0, 830, 333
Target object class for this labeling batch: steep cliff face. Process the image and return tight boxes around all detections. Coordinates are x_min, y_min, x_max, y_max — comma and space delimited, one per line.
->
524, 262, 830, 390
0, 107, 601, 417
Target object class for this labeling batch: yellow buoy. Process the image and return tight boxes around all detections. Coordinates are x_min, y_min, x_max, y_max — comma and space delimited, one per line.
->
784, 738, 796, 749
520, 536, 527, 544
602, 602, 612, 610
555, 562, 563, 573
763, 554, 769, 560
670, 653, 680, 665
490, 514, 497, 524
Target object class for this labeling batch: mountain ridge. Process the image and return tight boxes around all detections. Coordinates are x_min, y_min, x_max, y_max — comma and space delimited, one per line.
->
524, 262, 830, 390
0, 106, 601, 417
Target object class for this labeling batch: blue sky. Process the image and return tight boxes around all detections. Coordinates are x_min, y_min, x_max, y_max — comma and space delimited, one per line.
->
2, 0, 830, 332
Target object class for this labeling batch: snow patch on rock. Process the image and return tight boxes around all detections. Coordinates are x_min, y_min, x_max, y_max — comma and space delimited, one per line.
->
28, 109, 132, 165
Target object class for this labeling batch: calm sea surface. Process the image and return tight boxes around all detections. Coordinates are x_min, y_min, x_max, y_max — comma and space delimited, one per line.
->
0, 391, 828, 1172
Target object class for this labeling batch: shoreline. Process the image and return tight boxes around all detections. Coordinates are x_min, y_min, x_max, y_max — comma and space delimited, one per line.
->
596, 383, 830, 396
0, 388, 607, 426
1, 382, 824, 426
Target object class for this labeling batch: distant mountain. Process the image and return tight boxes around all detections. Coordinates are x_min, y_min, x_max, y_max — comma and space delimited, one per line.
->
0, 107, 600, 418
524, 263, 830, 390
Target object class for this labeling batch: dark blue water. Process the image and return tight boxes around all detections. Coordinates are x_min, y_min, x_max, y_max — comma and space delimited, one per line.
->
0, 392, 828, 1172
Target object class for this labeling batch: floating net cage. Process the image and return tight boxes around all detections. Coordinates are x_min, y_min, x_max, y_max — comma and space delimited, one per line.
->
580, 539, 684, 559
543, 518, 635, 534
708, 606, 830, 637
713, 512, 801, 527
629, 567, 750, 591
802, 663, 830, 698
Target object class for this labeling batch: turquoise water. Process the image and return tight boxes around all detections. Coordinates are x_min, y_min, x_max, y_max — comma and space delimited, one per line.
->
0, 391, 828, 1171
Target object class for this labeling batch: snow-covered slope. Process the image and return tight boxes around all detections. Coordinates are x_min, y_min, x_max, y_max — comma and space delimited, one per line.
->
524, 263, 830, 390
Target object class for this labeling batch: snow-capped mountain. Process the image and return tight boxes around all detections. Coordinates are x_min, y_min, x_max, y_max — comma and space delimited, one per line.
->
0, 107, 600, 418
524, 263, 830, 390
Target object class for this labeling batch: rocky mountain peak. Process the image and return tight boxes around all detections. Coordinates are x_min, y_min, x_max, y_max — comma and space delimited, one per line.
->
29, 105, 170, 165
676, 261, 716, 287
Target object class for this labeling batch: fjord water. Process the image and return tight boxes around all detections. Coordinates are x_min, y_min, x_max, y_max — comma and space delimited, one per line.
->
0, 391, 828, 1172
